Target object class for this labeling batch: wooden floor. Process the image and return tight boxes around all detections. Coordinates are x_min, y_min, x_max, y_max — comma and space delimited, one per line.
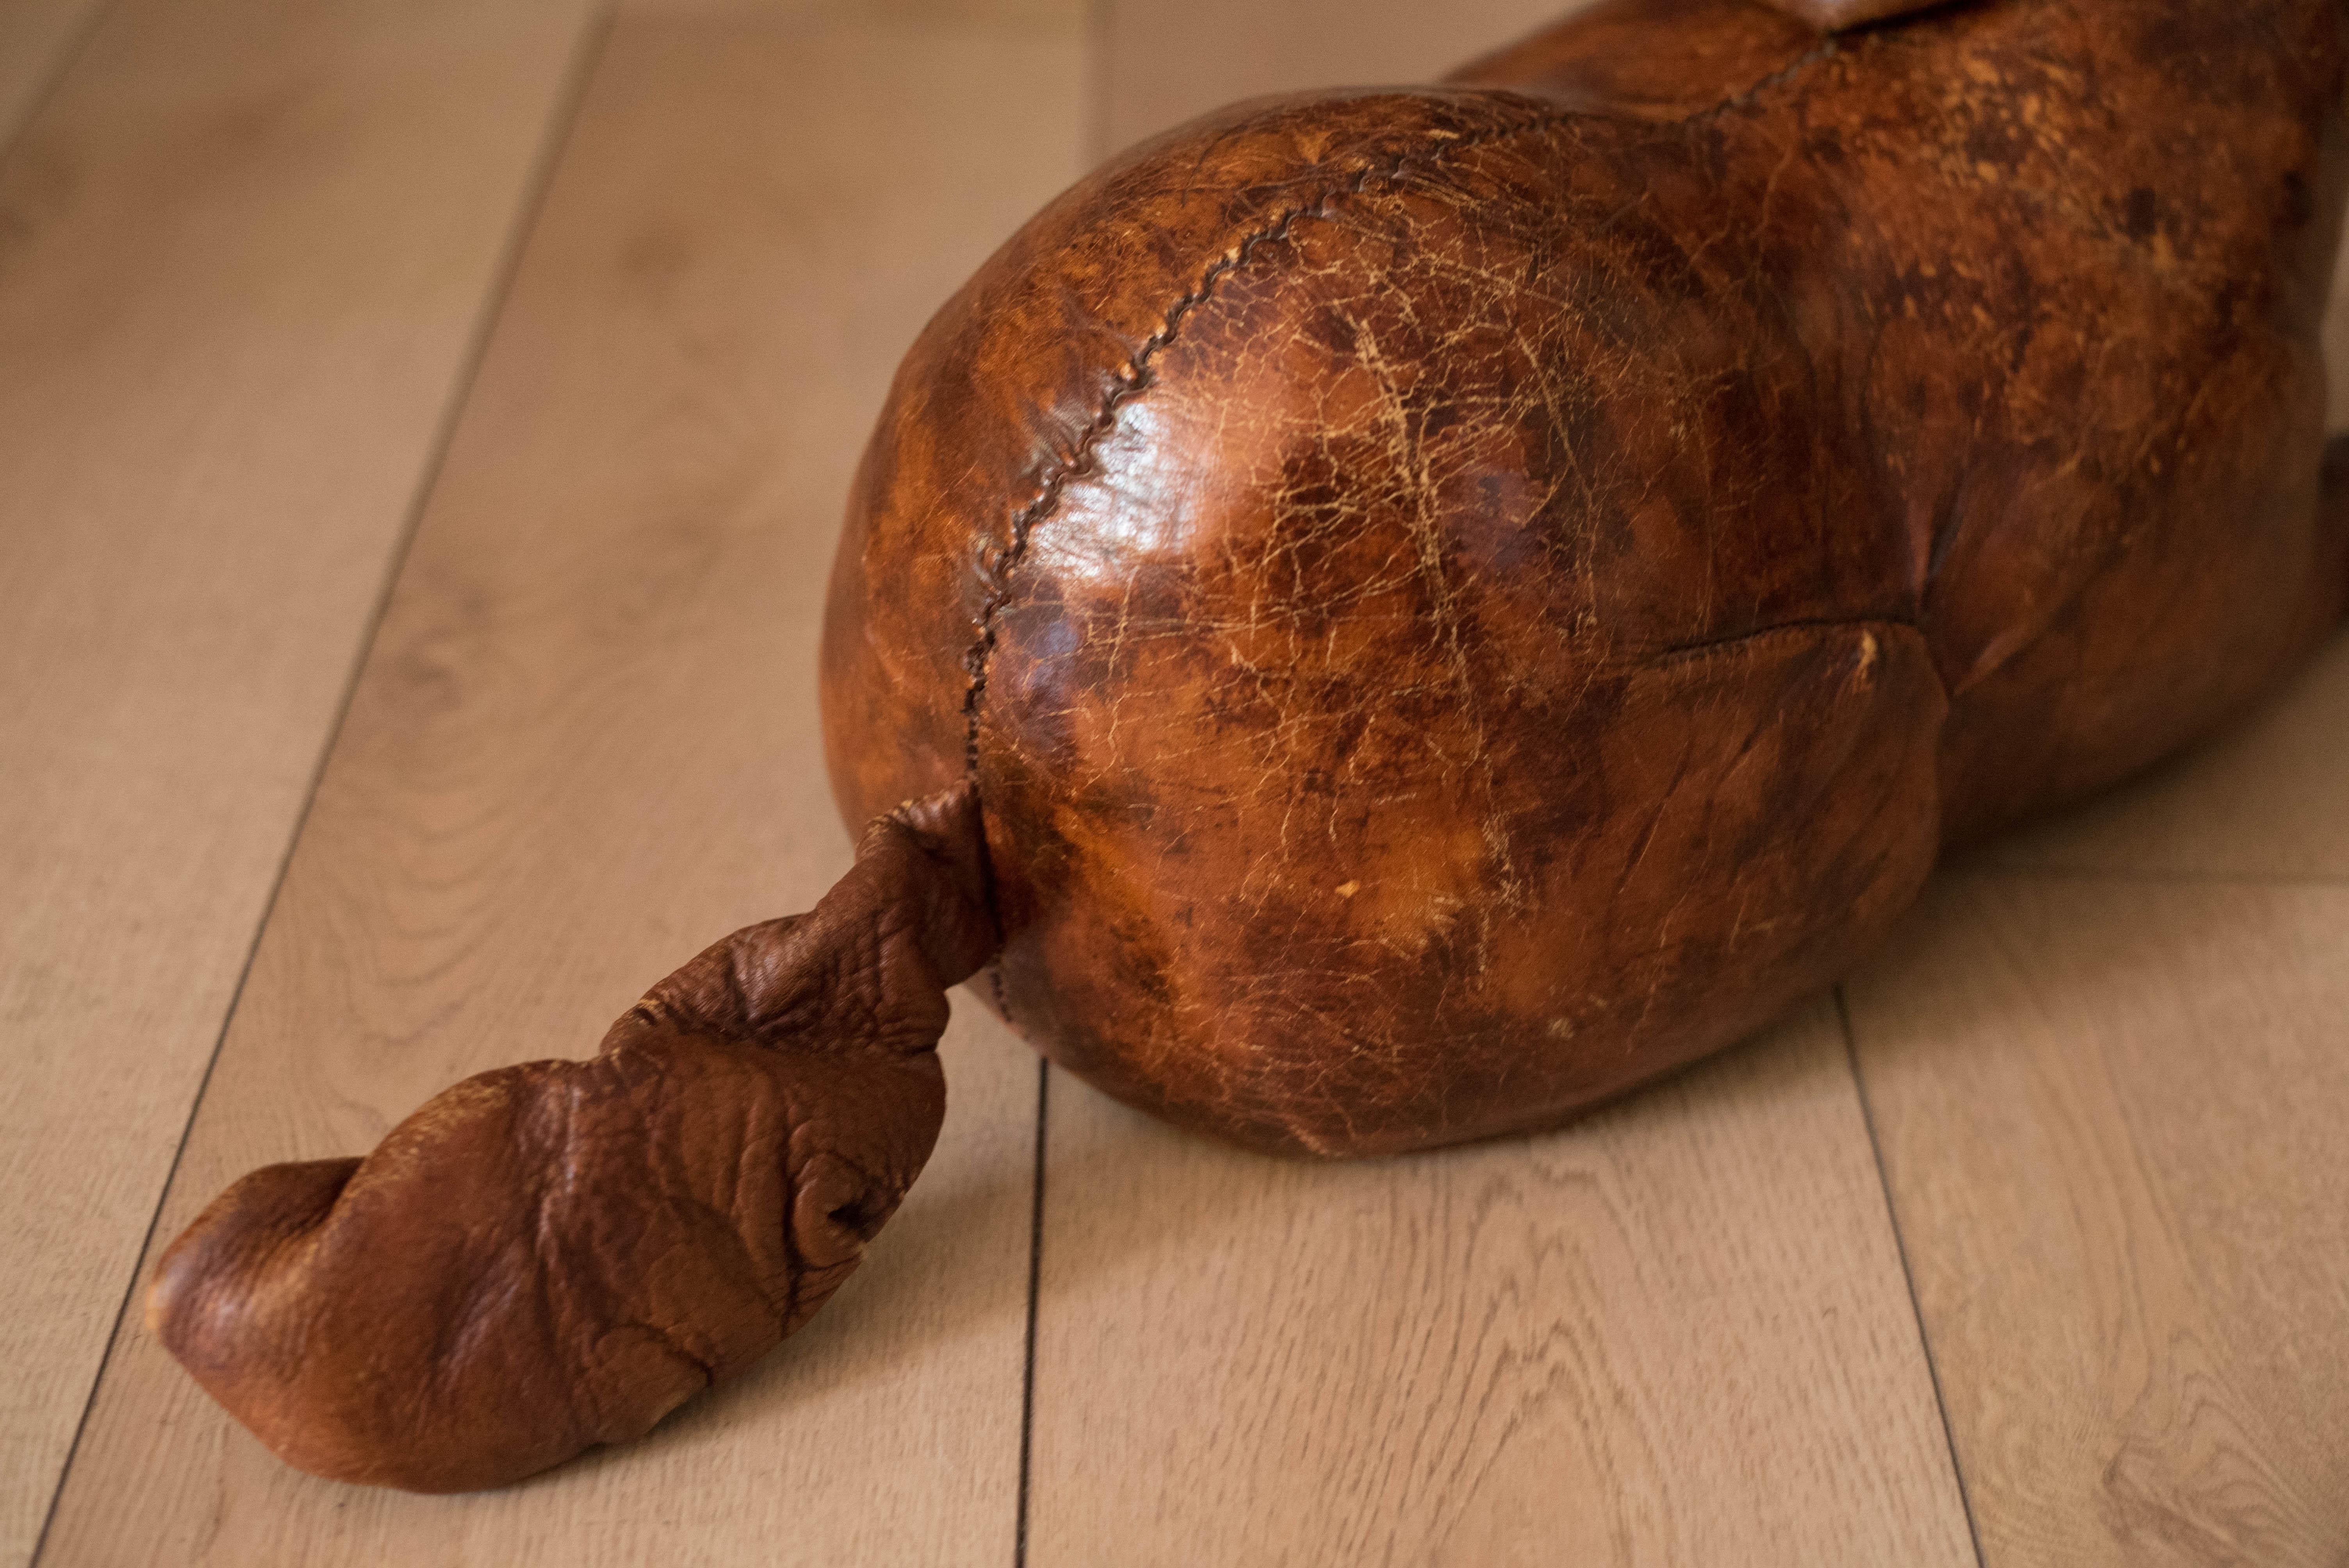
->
4, 2, 2345, 1563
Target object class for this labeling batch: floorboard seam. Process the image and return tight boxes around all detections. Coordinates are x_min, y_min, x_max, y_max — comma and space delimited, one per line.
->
1836, 985, 1989, 1568
1014, 1059, 1050, 1568
24, 10, 617, 1557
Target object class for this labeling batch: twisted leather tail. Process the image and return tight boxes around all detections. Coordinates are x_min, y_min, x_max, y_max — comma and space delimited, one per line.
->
149, 785, 997, 1493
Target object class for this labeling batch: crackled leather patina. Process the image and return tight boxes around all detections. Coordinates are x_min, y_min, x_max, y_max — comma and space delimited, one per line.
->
160, 0, 2349, 1494
825, 0, 2349, 1155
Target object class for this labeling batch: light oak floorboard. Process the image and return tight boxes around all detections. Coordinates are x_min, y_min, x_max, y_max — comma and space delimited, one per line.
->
1847, 875, 2349, 1567
1027, 1001, 1978, 1566
0, 1, 600, 1558
36, 9, 1084, 1564
0, 0, 106, 150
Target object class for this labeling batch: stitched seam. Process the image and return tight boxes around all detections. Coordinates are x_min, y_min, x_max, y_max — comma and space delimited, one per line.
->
952, 53, 1858, 1012
950, 47, 1861, 784
954, 105, 1579, 784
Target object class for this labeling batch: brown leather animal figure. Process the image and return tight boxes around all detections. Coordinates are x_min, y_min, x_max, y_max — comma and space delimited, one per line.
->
152, 0, 2349, 1493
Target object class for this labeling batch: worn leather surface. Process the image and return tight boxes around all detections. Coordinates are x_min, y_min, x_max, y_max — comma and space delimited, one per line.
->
823, 0, 2349, 1156
163, 0, 2349, 1495
151, 788, 994, 1491
1449, 0, 1824, 120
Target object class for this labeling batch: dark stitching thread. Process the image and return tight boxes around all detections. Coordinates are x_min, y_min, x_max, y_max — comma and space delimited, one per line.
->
950, 41, 1861, 785
951, 51, 1856, 1017
953, 106, 1580, 782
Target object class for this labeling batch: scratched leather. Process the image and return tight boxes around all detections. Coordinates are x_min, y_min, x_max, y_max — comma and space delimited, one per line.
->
150, 789, 995, 1490
157, 0, 2349, 1495
823, 0, 2349, 1156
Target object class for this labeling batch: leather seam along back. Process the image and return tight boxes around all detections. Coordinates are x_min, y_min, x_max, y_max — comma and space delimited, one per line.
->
951, 34, 1886, 1013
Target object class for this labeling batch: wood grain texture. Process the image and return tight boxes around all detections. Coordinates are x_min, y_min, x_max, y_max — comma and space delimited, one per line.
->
0, 2, 599, 1559
1847, 875, 2349, 1567
0, 0, 107, 150
34, 7, 1085, 1563
1027, 1002, 1978, 1566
